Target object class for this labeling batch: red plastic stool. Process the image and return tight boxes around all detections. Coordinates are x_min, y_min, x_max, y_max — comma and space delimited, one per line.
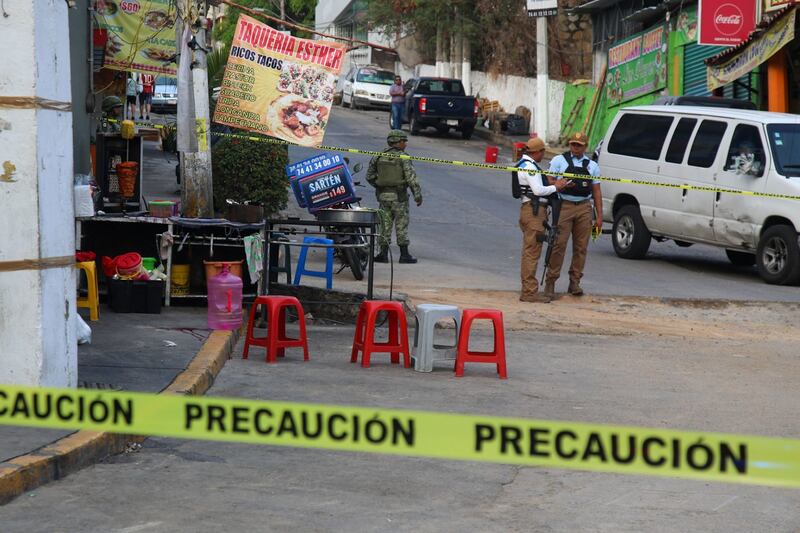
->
351, 300, 411, 368
455, 309, 507, 379
243, 296, 309, 363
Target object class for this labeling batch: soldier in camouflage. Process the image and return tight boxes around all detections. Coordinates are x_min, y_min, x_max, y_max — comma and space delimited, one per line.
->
366, 130, 423, 264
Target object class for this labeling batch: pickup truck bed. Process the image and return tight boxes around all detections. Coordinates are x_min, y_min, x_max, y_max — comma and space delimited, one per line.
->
402, 77, 478, 139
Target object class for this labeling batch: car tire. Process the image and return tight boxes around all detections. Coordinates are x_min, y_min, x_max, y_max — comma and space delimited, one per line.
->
756, 225, 800, 285
612, 205, 651, 259
352, 98, 361, 110
461, 126, 474, 140
410, 115, 421, 135
726, 249, 756, 266
342, 94, 351, 108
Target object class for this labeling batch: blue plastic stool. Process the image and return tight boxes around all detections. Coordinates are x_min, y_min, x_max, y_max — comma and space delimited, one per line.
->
293, 236, 334, 289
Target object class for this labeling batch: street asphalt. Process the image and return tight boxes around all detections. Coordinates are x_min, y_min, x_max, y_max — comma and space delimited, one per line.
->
2, 325, 799, 532
295, 106, 800, 302
3, 108, 800, 531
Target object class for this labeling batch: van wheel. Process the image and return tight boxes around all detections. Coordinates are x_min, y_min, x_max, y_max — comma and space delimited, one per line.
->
612, 205, 651, 259
756, 225, 800, 285
726, 250, 755, 266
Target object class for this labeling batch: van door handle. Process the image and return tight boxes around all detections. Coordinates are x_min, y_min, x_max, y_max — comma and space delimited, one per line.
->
716, 192, 721, 202
682, 188, 688, 198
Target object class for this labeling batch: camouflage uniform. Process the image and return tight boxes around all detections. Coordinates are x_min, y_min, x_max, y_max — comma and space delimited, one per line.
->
367, 146, 422, 248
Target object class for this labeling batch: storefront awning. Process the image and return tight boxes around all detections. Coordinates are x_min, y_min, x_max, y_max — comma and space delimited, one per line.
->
705, 6, 796, 91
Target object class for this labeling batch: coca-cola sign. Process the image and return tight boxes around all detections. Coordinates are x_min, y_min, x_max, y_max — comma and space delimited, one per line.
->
698, 0, 755, 46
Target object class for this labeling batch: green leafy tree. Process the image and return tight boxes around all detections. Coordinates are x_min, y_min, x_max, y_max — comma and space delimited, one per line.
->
213, 0, 317, 50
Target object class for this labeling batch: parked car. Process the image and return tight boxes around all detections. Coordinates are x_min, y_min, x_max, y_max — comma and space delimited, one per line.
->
599, 104, 800, 285
151, 76, 177, 114
340, 65, 394, 110
402, 77, 478, 139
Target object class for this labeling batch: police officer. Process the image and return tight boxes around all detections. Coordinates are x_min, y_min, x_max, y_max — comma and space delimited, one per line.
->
544, 132, 603, 297
367, 130, 423, 264
517, 137, 571, 303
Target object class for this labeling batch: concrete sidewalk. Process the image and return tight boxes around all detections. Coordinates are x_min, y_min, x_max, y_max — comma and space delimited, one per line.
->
0, 307, 210, 464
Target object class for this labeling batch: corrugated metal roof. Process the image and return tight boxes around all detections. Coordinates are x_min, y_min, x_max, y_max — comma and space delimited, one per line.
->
705, 5, 797, 66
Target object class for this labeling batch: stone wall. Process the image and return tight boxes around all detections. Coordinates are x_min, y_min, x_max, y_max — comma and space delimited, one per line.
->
549, 0, 594, 81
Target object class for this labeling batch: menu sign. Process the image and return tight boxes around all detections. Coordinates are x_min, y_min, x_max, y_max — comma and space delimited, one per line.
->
213, 15, 347, 147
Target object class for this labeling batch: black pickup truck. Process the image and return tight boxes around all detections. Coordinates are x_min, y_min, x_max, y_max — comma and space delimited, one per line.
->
402, 77, 478, 139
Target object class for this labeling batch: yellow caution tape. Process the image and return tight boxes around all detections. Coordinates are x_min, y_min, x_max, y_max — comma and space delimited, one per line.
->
108, 119, 800, 202
1, 384, 800, 488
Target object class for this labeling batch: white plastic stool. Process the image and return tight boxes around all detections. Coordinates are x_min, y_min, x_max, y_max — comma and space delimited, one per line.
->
412, 304, 460, 373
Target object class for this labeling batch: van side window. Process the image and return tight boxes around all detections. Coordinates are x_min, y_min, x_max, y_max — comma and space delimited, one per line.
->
607, 114, 674, 160
687, 120, 727, 168
724, 124, 765, 177
665, 118, 697, 163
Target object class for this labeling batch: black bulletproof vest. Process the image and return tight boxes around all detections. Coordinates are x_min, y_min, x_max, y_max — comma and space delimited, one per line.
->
562, 151, 593, 198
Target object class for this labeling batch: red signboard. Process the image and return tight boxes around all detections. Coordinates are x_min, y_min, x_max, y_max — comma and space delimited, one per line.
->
698, 0, 757, 46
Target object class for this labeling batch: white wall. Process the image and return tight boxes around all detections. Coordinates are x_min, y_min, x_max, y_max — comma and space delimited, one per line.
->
0, 1, 77, 386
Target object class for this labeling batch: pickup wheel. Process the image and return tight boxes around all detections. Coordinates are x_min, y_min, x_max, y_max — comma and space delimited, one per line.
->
612, 205, 651, 259
756, 225, 800, 285
410, 115, 421, 135
461, 126, 474, 140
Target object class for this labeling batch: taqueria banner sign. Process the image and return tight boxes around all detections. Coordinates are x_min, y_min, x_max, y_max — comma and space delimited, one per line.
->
94, 0, 177, 76
707, 8, 796, 90
212, 15, 347, 148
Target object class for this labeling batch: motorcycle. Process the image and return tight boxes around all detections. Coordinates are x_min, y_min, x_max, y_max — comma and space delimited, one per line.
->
314, 161, 373, 281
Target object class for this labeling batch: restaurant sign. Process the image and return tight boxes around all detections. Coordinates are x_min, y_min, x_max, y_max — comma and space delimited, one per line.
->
606, 25, 668, 106
707, 9, 796, 90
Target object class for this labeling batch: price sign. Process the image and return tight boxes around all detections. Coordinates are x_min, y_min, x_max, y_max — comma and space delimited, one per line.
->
286, 154, 333, 208
291, 153, 356, 212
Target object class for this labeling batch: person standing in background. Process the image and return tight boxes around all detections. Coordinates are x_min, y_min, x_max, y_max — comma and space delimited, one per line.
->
139, 72, 155, 120
389, 75, 406, 130
125, 72, 138, 119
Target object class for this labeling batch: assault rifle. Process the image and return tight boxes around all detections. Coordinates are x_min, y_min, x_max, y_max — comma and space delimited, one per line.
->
525, 192, 561, 285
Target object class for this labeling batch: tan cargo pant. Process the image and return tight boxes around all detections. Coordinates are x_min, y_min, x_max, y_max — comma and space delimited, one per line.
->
519, 202, 546, 297
545, 200, 593, 285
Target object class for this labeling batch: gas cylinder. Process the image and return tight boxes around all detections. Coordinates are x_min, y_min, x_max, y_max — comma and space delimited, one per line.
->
206, 264, 243, 330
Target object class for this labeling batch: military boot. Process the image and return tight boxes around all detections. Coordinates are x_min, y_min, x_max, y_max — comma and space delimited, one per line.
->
374, 246, 389, 263
543, 281, 556, 298
399, 245, 417, 264
568, 281, 584, 296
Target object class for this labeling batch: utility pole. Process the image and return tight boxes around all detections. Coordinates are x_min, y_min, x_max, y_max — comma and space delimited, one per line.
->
279, 0, 285, 30
535, 16, 549, 141
179, 0, 214, 218
0, 2, 77, 386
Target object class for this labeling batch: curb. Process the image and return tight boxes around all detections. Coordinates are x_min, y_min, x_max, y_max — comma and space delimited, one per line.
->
0, 327, 241, 506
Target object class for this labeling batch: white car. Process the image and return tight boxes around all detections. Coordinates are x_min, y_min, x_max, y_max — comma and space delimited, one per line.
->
340, 66, 394, 110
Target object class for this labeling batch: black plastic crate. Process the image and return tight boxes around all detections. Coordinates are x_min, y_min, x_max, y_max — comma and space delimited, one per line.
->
108, 279, 163, 314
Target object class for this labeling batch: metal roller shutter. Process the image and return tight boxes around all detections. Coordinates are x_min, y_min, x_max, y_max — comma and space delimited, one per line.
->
684, 42, 755, 99
683, 42, 726, 96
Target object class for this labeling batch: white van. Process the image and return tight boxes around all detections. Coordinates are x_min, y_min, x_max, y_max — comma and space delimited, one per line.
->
600, 105, 800, 285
